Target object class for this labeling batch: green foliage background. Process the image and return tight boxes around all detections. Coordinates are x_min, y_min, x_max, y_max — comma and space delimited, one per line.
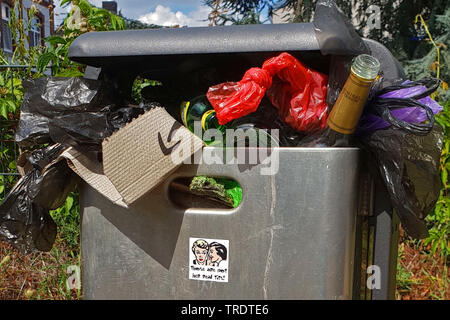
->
0, 0, 126, 251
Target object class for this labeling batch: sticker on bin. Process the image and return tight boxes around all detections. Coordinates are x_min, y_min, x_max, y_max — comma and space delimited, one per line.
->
189, 238, 229, 283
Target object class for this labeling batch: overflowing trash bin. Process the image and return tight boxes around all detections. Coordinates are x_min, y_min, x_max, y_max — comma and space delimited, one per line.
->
0, 0, 443, 300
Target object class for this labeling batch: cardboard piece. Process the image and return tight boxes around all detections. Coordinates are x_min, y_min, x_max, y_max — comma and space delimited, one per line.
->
61, 148, 128, 208
61, 107, 204, 207
102, 107, 204, 205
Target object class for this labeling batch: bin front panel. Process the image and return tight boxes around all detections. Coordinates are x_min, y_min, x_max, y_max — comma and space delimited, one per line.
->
80, 148, 359, 299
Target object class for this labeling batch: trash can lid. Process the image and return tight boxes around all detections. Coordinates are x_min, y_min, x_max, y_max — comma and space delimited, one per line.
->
68, 23, 320, 67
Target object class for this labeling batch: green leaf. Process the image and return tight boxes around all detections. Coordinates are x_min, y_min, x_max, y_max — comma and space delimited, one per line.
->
445, 162, 450, 171
37, 52, 54, 72
5, 99, 17, 113
110, 14, 117, 30
441, 168, 448, 185
0, 101, 8, 119
60, 0, 72, 7
432, 240, 439, 253
66, 196, 74, 213
55, 68, 84, 78
78, 0, 92, 15
93, 8, 111, 16
8, 160, 16, 170
140, 82, 152, 90
54, 45, 67, 59
45, 35, 67, 46
117, 17, 125, 30
12, 77, 22, 87
440, 239, 446, 251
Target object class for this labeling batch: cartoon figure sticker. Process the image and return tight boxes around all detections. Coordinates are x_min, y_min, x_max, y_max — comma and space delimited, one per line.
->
189, 238, 229, 283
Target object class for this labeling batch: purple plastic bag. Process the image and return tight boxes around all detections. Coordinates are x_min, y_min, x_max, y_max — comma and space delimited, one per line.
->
357, 81, 442, 135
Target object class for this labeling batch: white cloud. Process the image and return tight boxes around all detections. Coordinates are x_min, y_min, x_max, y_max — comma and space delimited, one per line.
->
188, 6, 211, 26
138, 5, 210, 27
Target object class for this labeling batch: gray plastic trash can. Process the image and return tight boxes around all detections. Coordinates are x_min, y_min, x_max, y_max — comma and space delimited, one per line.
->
69, 22, 404, 300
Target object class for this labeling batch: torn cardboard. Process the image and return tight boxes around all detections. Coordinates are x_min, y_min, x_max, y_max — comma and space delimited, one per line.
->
62, 148, 128, 208
61, 107, 204, 207
102, 107, 204, 205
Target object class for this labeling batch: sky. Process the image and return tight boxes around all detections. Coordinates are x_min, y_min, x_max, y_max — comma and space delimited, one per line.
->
54, 0, 213, 27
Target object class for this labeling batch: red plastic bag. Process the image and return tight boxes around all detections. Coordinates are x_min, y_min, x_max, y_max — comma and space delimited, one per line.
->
206, 52, 329, 132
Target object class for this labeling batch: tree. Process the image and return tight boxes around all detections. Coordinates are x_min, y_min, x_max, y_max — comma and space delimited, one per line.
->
204, 0, 449, 101
205, 0, 266, 25
38, 0, 126, 77
203, 0, 448, 66
404, 9, 449, 101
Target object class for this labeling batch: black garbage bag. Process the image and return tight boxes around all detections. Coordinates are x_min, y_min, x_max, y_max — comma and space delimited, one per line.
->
16, 74, 160, 151
15, 77, 113, 147
357, 79, 444, 239
34, 159, 79, 210
360, 125, 443, 239
313, 0, 371, 109
48, 103, 159, 151
313, 0, 369, 56
0, 144, 77, 253
48, 109, 114, 151
108, 103, 158, 131
357, 78, 442, 136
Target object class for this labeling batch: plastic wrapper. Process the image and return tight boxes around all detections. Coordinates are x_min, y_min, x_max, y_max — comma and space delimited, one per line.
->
359, 125, 443, 239
325, 55, 354, 109
357, 78, 442, 135
207, 52, 328, 133
0, 144, 77, 253
15, 77, 112, 147
313, 0, 369, 56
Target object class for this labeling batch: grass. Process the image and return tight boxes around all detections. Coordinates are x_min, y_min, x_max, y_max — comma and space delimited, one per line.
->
396, 228, 450, 300
0, 237, 81, 300
396, 244, 423, 294
0, 194, 82, 300
2, 221, 448, 300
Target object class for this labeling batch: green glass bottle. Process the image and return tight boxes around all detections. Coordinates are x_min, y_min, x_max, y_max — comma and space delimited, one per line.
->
200, 109, 227, 145
181, 96, 282, 147
180, 95, 212, 132
201, 109, 223, 131
227, 99, 286, 147
201, 109, 279, 147
180, 95, 226, 144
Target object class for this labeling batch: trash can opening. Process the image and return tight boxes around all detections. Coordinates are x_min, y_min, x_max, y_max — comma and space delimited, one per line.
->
169, 176, 242, 210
